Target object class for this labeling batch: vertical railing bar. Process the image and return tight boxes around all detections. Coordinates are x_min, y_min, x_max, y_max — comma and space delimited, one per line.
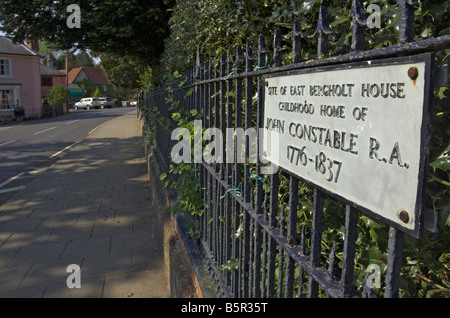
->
199, 63, 205, 238
233, 45, 243, 297
242, 40, 253, 298
307, 6, 328, 298
204, 61, 210, 244
250, 218, 255, 297
267, 170, 279, 297
308, 188, 324, 298
237, 205, 243, 297
208, 60, 214, 252
326, 241, 336, 298
218, 55, 226, 272
215, 180, 221, 264
244, 40, 253, 202
261, 193, 268, 298
224, 51, 233, 288
297, 225, 306, 297
340, 205, 358, 297
243, 207, 250, 297
253, 34, 266, 298
291, 21, 302, 297
220, 53, 227, 180
285, 176, 298, 297
277, 205, 285, 298
384, 227, 404, 298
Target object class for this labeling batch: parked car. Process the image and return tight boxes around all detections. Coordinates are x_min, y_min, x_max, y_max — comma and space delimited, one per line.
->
98, 97, 114, 109
74, 97, 101, 110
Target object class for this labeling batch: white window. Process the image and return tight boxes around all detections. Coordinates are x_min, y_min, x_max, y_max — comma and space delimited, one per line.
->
0, 86, 21, 110
0, 58, 12, 77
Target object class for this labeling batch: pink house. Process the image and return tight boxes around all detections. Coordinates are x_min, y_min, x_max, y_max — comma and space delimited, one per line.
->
0, 36, 43, 119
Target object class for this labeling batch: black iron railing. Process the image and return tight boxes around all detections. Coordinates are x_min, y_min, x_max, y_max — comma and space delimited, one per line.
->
144, 1, 450, 298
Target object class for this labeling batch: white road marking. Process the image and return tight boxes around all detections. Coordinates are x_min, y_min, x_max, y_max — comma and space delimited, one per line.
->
0, 140, 16, 147
28, 167, 48, 174
0, 172, 26, 189
34, 127, 57, 135
65, 119, 80, 125
0, 185, 26, 194
88, 122, 106, 135
49, 141, 81, 159
0, 126, 18, 132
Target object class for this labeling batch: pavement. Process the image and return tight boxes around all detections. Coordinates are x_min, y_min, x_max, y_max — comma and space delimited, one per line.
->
0, 109, 170, 297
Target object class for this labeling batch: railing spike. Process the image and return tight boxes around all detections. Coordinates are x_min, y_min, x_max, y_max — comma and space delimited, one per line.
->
398, 0, 418, 43
292, 19, 303, 63
273, 28, 282, 67
311, 6, 332, 57
236, 45, 244, 66
246, 40, 253, 72
351, 0, 366, 52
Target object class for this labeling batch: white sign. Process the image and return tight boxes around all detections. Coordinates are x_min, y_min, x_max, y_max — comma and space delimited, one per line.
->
263, 55, 431, 236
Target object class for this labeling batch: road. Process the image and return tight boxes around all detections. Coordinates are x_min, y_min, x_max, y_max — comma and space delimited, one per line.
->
0, 107, 136, 206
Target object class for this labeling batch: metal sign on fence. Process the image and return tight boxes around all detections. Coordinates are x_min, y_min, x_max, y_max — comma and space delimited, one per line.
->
263, 54, 433, 238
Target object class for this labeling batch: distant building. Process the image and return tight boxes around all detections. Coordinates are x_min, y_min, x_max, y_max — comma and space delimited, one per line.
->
0, 36, 43, 118
40, 57, 67, 98
60, 55, 111, 99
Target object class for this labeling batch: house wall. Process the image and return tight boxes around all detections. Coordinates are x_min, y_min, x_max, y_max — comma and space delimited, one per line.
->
41, 75, 66, 98
0, 54, 42, 118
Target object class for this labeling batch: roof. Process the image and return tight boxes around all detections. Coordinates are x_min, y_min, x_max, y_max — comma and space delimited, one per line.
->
40, 63, 66, 76
0, 36, 44, 57
82, 67, 110, 85
60, 67, 110, 86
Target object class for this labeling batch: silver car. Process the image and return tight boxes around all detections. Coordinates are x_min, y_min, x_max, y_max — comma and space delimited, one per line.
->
98, 97, 114, 109
74, 97, 101, 110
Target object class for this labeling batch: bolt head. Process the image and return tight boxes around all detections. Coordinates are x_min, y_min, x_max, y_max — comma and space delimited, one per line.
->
398, 210, 410, 224
408, 67, 419, 80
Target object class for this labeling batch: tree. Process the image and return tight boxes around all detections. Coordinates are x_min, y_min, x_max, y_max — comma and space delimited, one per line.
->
76, 78, 96, 97
101, 53, 144, 89
0, 0, 175, 66
93, 87, 100, 98
43, 84, 69, 116
45, 84, 69, 106
74, 51, 94, 68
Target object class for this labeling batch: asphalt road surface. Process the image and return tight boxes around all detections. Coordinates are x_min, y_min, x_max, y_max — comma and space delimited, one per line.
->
0, 107, 137, 206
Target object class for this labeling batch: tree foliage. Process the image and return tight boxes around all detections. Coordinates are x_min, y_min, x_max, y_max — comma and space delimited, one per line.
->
44, 83, 69, 105
0, 0, 175, 66
101, 53, 144, 89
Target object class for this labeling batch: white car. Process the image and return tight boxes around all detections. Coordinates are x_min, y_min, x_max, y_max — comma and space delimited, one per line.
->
74, 97, 101, 110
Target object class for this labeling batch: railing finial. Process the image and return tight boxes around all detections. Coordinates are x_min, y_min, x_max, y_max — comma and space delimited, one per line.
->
351, 0, 366, 52
292, 19, 303, 63
273, 28, 282, 67
398, 0, 419, 43
311, 6, 332, 57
